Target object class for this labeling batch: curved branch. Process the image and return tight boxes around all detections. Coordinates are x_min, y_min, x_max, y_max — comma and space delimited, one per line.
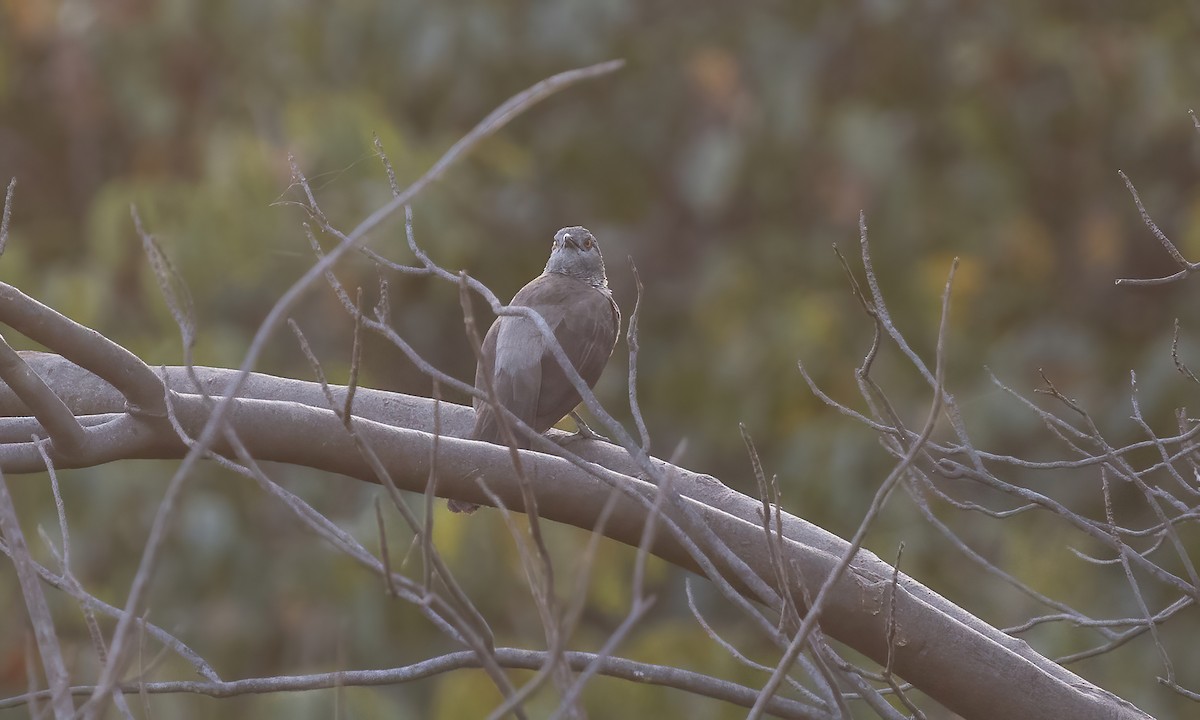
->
0, 339, 85, 454
1, 648, 826, 720
0, 284, 165, 414
0, 353, 1148, 720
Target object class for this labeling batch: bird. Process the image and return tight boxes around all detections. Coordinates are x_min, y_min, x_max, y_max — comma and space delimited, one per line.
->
449, 226, 621, 513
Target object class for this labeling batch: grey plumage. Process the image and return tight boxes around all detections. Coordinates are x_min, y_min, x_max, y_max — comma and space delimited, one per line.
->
450, 226, 620, 513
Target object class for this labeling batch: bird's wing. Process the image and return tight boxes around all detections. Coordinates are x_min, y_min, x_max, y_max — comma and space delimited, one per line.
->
472, 275, 562, 445
530, 276, 620, 432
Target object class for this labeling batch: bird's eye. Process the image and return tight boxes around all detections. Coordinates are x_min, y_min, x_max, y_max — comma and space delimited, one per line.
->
582, 237, 593, 249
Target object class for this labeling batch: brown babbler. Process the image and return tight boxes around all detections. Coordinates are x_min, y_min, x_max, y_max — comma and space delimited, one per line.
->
450, 226, 620, 513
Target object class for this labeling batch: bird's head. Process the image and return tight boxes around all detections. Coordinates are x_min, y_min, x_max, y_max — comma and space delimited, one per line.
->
544, 226, 608, 288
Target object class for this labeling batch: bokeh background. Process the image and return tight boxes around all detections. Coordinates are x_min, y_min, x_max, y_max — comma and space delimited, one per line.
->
2, 1, 1200, 718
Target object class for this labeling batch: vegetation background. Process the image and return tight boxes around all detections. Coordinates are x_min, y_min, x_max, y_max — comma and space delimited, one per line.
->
1, 1, 1199, 717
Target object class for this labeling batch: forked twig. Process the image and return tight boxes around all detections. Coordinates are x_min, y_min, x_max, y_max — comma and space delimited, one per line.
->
1115, 169, 1200, 287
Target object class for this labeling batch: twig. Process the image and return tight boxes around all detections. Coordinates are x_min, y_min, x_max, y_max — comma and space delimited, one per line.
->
422, 378, 439, 593
855, 211, 937, 388
0, 468, 74, 719
1115, 169, 1200, 286
1100, 469, 1174, 681
626, 258, 651, 452
1171, 319, 1200, 385
0, 531, 218, 681
374, 498, 397, 598
3, 648, 827, 720
741, 424, 799, 631
684, 580, 831, 710
34, 438, 116, 677
132, 206, 197, 355
489, 488, 623, 720
0, 177, 15, 256
880, 543, 924, 718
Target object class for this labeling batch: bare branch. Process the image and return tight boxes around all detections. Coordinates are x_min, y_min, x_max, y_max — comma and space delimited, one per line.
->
132, 206, 197, 355
626, 257, 651, 452
3, 648, 830, 720
0, 335, 86, 455
0, 346, 1146, 718
0, 468, 74, 719
1172, 319, 1200, 386
1115, 169, 1200, 286
0, 177, 15, 256
0, 283, 166, 415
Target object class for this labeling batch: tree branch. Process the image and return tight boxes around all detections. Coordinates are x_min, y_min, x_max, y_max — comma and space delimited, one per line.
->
0, 353, 1147, 720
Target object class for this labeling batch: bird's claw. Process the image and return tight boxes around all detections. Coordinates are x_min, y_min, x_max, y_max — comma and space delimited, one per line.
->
555, 412, 610, 445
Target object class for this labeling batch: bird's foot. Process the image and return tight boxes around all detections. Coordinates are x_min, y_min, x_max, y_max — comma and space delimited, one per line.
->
555, 411, 610, 446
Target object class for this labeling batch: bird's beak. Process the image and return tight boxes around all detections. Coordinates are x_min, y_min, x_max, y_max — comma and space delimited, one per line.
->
562, 233, 580, 250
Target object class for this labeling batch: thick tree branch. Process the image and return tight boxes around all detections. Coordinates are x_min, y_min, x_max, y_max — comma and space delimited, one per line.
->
0, 353, 1147, 720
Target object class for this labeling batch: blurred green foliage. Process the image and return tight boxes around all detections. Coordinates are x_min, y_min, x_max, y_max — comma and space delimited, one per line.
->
2, 1, 1200, 717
